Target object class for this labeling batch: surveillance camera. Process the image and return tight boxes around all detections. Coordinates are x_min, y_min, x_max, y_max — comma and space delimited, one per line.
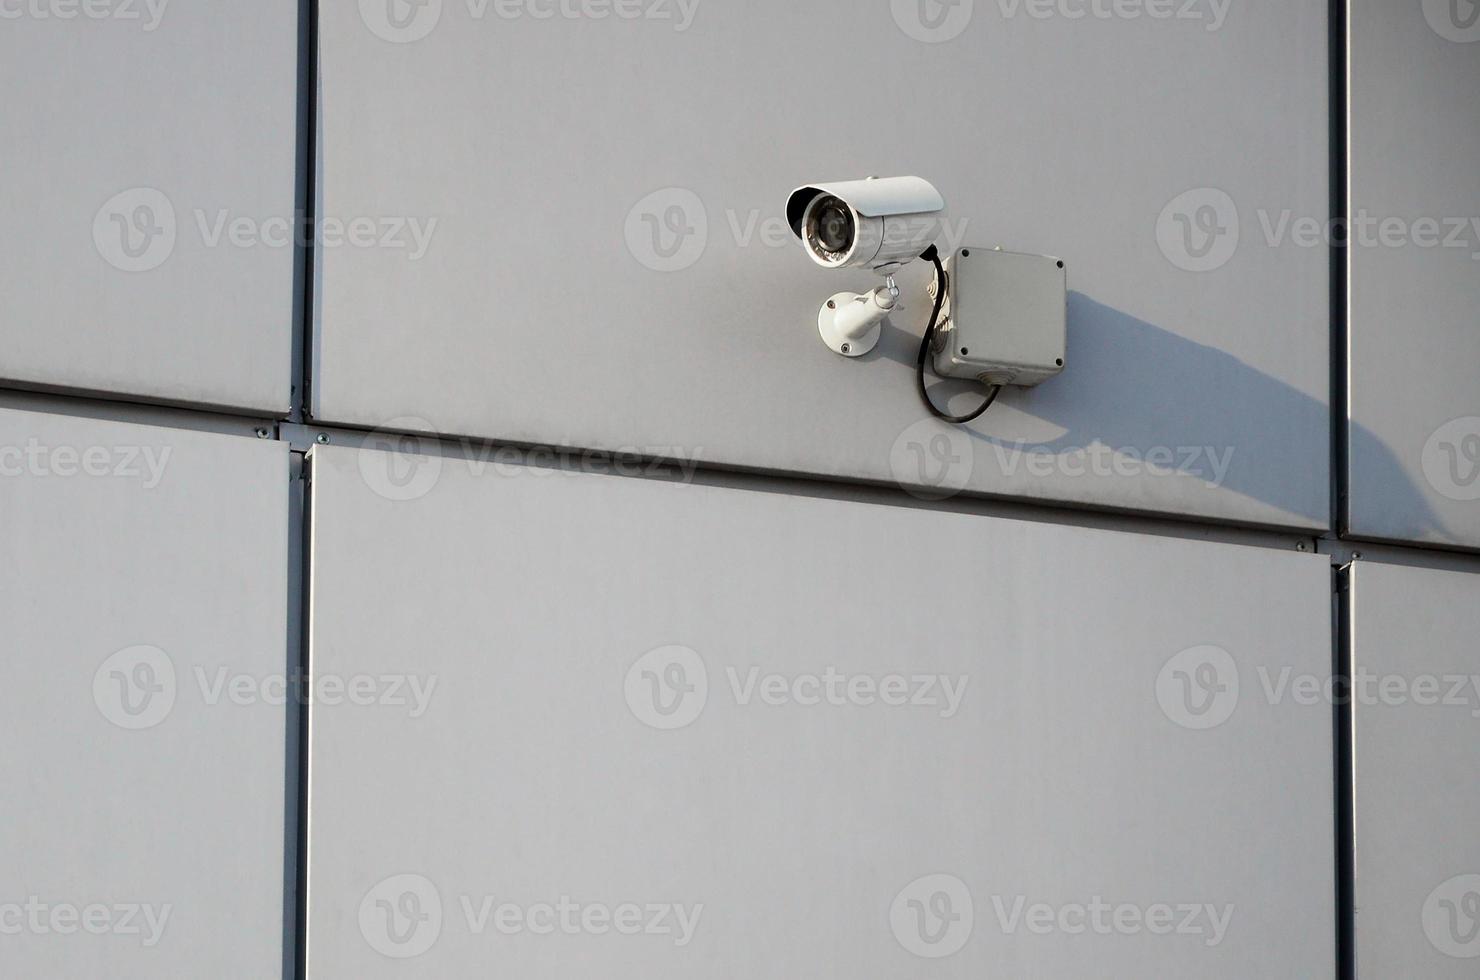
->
785, 177, 1067, 426
785, 176, 945, 358
786, 176, 945, 273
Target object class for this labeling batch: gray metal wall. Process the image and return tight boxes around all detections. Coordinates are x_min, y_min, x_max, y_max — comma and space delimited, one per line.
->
0, 0, 298, 413
0, 1, 1476, 977
312, 0, 1330, 529
306, 443, 1333, 978
0, 407, 288, 977
1348, 0, 1480, 550
1351, 562, 1480, 977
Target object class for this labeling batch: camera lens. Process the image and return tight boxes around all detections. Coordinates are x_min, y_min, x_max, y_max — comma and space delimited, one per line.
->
807, 196, 855, 258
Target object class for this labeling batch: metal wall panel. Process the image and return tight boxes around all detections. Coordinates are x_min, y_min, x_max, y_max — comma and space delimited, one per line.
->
1351, 562, 1480, 977
1348, 0, 1480, 549
306, 442, 1333, 978
0, 1, 298, 413
312, 1, 1329, 530
0, 408, 288, 977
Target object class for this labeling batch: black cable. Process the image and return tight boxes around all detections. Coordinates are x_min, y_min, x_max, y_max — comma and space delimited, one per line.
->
915, 246, 1001, 424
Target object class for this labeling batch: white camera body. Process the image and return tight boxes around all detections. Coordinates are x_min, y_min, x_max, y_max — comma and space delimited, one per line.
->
787, 176, 945, 356
786, 176, 945, 273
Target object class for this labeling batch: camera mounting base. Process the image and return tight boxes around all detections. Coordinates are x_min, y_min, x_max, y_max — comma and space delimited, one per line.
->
817, 287, 894, 357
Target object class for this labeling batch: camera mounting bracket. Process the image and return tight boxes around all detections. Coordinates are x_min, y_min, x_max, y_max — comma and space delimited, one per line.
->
817, 275, 898, 357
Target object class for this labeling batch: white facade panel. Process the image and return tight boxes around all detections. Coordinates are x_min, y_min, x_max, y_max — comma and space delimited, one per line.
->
1351, 562, 1480, 977
1348, 0, 1480, 549
0, 1, 298, 413
305, 441, 1333, 978
0, 408, 289, 977
313, 1, 1329, 529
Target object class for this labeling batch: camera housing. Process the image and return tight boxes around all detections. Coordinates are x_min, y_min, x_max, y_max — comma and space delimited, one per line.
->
787, 177, 945, 273
930, 246, 1067, 387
